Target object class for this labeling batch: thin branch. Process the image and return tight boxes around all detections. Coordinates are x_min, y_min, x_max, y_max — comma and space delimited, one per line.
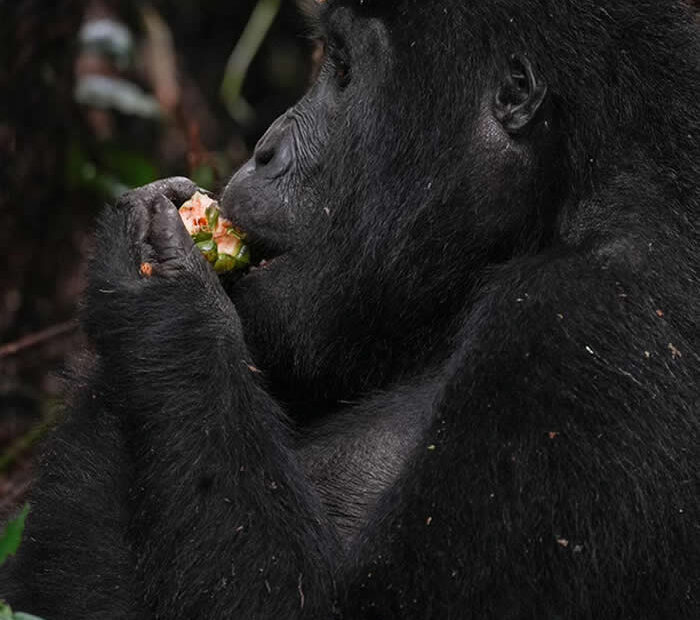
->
220, 0, 282, 123
0, 320, 79, 360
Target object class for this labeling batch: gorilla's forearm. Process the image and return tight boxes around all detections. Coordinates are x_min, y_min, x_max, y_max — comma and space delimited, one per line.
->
52, 186, 341, 618
99, 283, 338, 618
1, 397, 149, 619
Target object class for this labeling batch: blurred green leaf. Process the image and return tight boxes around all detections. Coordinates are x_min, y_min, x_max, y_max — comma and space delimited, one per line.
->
0, 504, 29, 565
66, 141, 96, 188
66, 142, 127, 200
0, 601, 12, 620
101, 145, 159, 188
191, 164, 216, 191
221, 0, 281, 124
66, 141, 158, 200
0, 600, 46, 620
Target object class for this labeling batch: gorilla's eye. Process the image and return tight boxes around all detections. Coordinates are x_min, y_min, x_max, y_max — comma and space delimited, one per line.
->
334, 57, 351, 88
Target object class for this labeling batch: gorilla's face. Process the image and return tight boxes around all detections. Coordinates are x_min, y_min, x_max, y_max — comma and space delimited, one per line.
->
221, 2, 558, 403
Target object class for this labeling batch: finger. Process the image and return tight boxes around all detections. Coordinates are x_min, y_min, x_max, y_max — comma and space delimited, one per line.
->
116, 177, 198, 211
128, 203, 150, 255
148, 193, 193, 264
150, 177, 199, 205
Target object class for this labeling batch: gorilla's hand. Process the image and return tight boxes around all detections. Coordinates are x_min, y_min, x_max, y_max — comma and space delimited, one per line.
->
115, 177, 211, 281
83, 177, 245, 361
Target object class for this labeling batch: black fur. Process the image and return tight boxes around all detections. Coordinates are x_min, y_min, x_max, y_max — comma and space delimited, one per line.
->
3, 1, 699, 618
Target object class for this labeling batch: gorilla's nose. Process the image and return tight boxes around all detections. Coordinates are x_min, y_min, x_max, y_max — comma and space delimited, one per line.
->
253, 114, 293, 179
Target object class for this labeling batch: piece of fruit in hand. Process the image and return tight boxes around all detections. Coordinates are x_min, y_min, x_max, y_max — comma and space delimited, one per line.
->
178, 192, 250, 274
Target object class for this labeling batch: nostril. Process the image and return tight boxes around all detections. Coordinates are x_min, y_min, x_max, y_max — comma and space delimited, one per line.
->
255, 146, 275, 167
252, 117, 291, 179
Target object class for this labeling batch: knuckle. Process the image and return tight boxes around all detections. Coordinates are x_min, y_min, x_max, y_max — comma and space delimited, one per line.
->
115, 190, 137, 209
166, 176, 193, 185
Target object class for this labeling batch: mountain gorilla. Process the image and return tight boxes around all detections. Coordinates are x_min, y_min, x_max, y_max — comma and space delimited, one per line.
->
3, 0, 699, 618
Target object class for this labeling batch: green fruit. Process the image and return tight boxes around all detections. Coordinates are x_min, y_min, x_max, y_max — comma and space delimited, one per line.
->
195, 239, 218, 264
236, 245, 251, 267
214, 254, 237, 273
227, 228, 246, 241
205, 204, 219, 230
192, 231, 213, 243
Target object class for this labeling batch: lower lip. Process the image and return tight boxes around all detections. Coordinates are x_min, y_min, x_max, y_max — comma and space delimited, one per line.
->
248, 258, 274, 273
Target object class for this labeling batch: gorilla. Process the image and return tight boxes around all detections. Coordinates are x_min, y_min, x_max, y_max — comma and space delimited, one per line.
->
2, 0, 699, 618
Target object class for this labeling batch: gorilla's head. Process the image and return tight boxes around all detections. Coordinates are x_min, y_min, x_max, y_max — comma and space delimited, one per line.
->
221, 0, 698, 405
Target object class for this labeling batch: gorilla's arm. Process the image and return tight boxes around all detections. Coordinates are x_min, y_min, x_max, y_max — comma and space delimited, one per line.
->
0, 396, 149, 619
53, 180, 336, 618
342, 249, 697, 618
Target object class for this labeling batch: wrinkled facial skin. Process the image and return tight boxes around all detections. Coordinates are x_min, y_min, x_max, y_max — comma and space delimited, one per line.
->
221, 2, 560, 406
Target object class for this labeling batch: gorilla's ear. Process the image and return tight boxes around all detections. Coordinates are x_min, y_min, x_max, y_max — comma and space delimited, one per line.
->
493, 55, 548, 135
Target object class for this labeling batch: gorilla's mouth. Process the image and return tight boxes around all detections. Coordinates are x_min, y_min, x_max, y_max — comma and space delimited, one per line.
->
248, 257, 276, 273
219, 248, 282, 292
245, 235, 287, 272
216, 184, 291, 277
